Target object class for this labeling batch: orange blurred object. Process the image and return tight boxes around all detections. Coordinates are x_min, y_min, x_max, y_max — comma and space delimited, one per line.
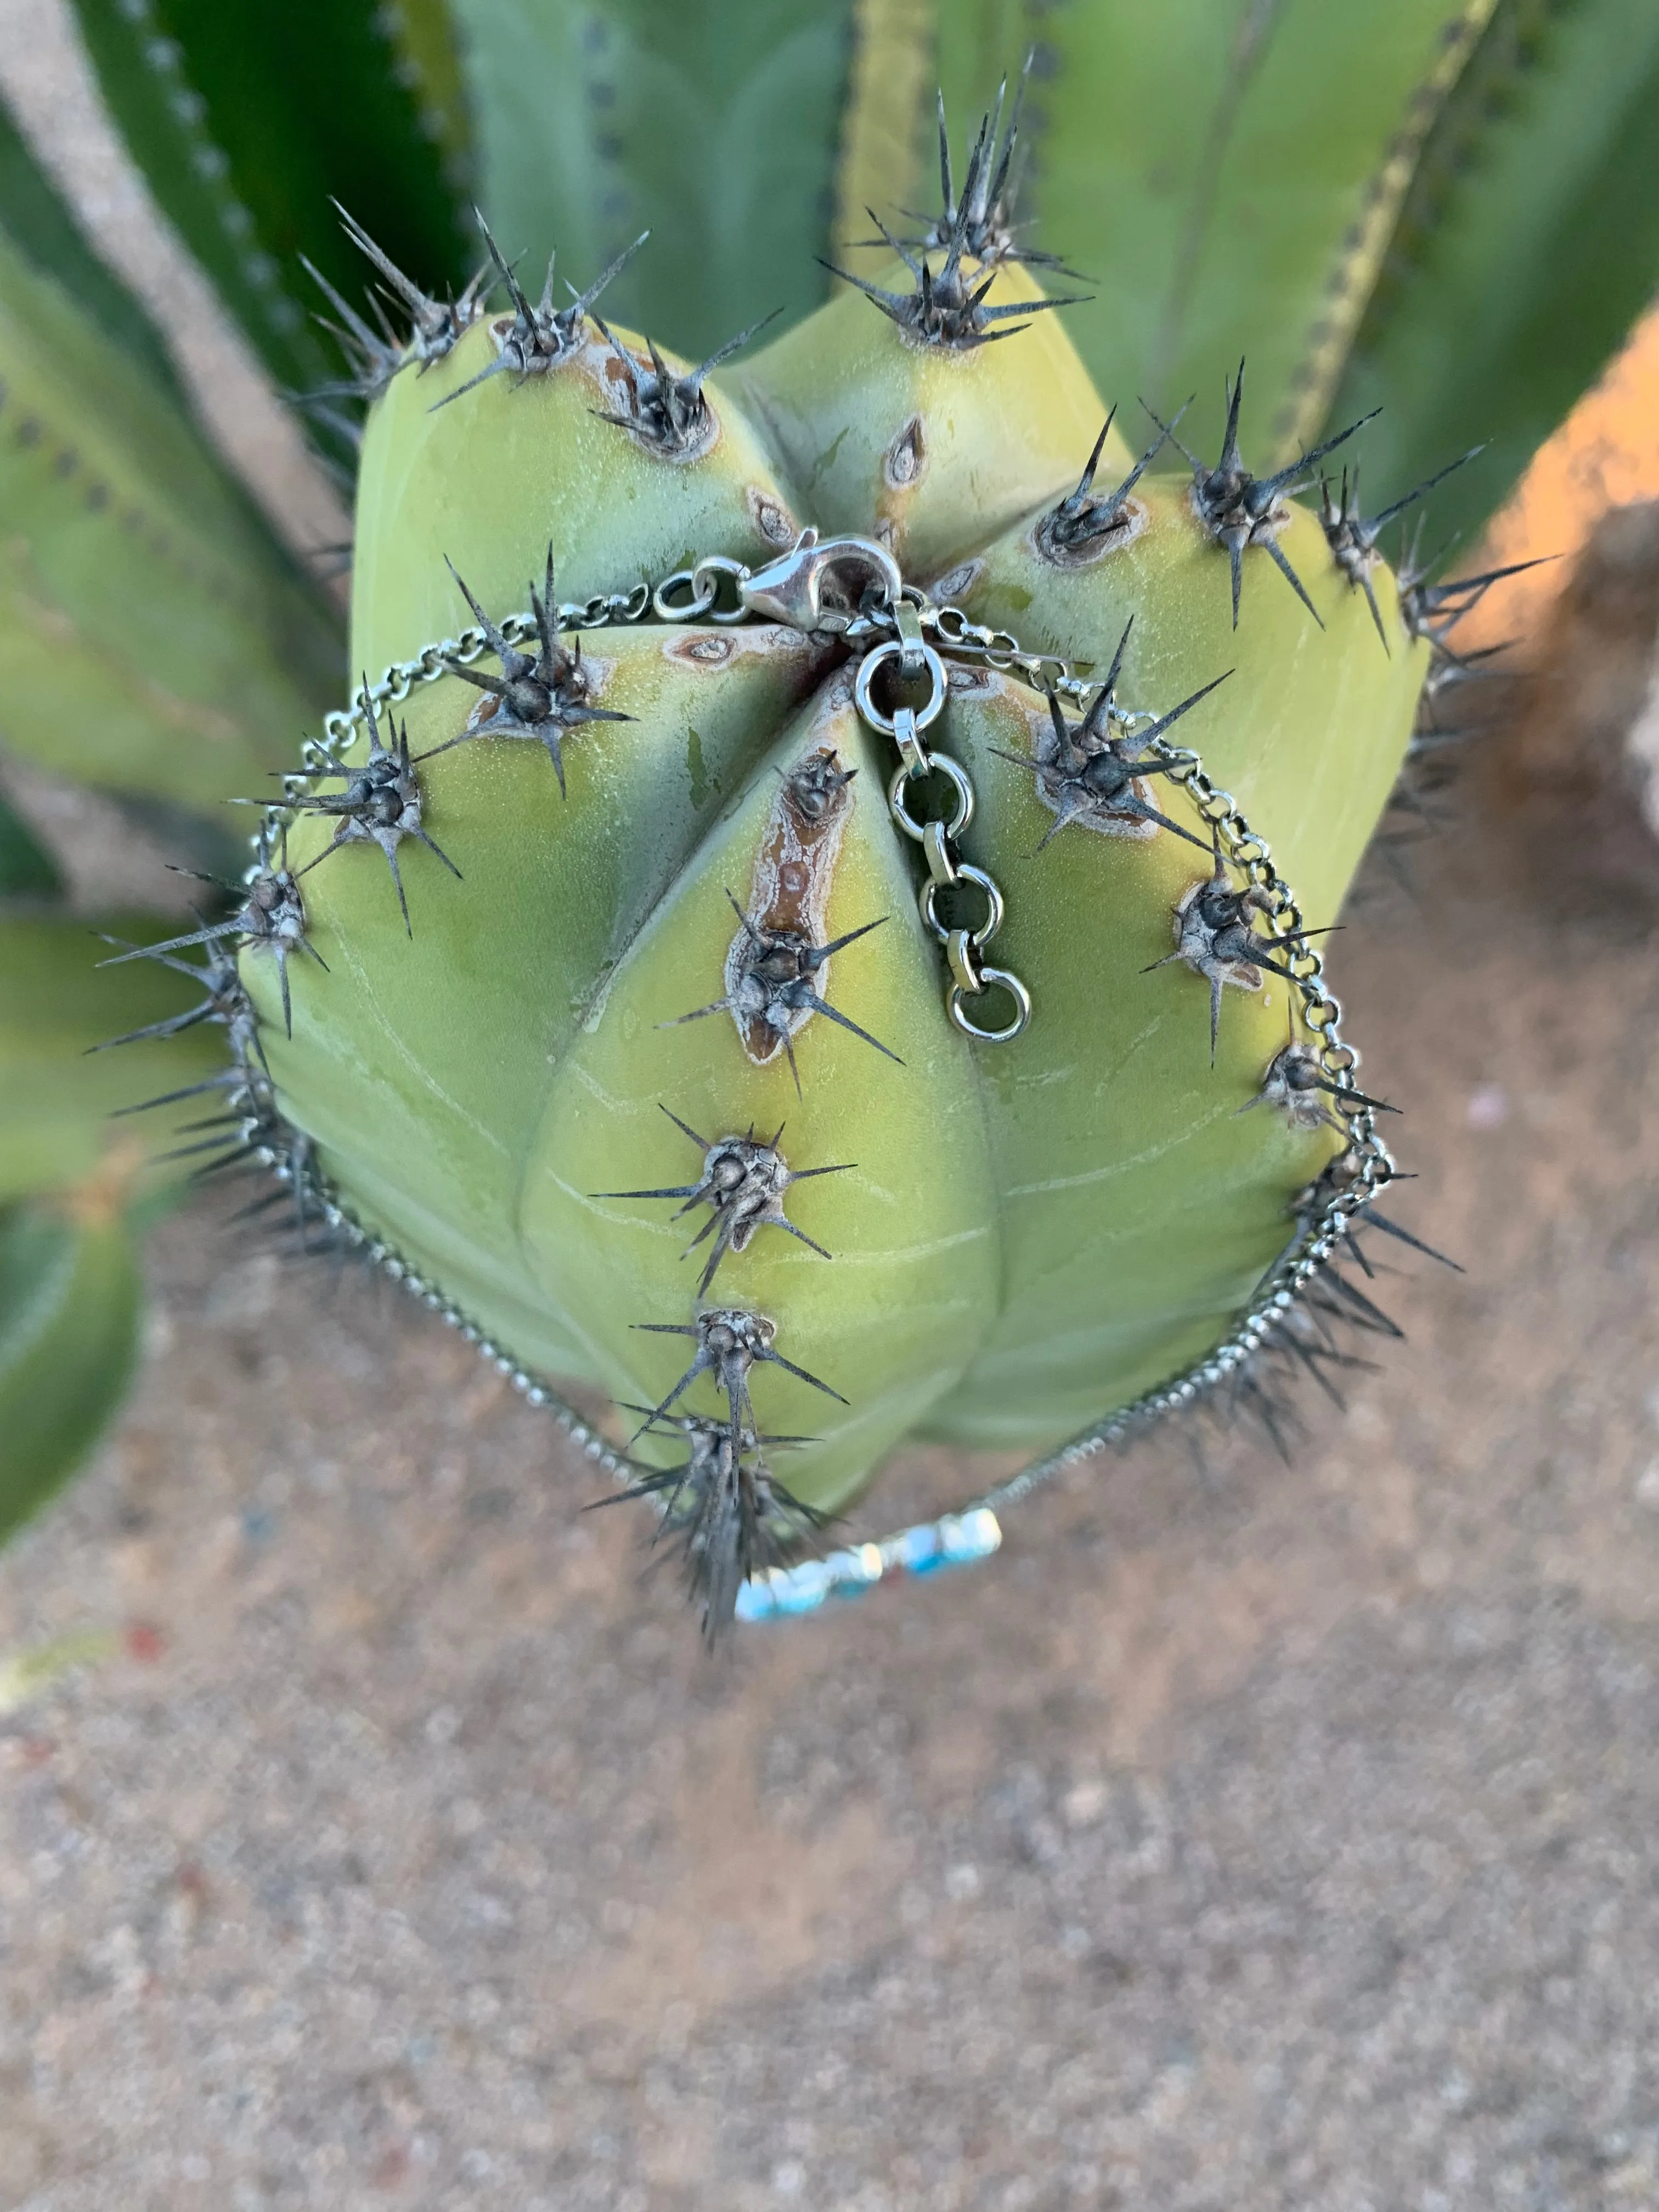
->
1462, 297, 1659, 656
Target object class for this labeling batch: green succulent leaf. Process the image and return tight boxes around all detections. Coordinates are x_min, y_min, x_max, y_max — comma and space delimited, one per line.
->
0, 792, 65, 902
450, 0, 856, 361
830, 0, 936, 267
377, 0, 477, 187
0, 94, 184, 402
0, 223, 342, 808
0, 914, 229, 1207
976, 1, 1495, 469
1323, 0, 1659, 556
70, 0, 474, 396
0, 1198, 142, 1545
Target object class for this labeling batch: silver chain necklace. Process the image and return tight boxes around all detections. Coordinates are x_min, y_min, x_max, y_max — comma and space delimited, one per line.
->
258, 533, 1392, 1623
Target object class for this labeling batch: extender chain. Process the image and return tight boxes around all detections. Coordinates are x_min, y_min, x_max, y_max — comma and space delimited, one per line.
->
263, 536, 1392, 1621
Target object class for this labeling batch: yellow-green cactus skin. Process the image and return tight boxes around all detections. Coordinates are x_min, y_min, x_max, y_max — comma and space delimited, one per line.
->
192, 142, 1444, 1632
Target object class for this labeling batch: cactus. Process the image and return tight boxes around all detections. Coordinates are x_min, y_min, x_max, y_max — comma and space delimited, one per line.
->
204, 142, 1435, 1630
5, 3, 1659, 1626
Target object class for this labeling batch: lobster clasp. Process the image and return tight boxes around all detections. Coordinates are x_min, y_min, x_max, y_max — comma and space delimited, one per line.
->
739, 528, 904, 634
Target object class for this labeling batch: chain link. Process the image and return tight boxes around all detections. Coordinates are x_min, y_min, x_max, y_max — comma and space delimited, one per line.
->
851, 635, 1030, 1041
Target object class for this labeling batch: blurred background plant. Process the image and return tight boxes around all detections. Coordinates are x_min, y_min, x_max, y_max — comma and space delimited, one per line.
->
2, 0, 1657, 1539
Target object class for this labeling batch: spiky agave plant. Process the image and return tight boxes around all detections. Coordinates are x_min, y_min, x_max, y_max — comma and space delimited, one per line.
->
4, 3, 1658, 1627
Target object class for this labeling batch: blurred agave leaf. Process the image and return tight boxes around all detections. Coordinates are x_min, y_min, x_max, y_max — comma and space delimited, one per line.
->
0, 95, 183, 402
450, 0, 855, 360
0, 914, 229, 1206
0, 791, 66, 901
1322, 0, 1659, 558
378, 0, 476, 189
0, 1197, 142, 1543
70, 0, 474, 396
0, 221, 342, 808
969, 0, 1493, 470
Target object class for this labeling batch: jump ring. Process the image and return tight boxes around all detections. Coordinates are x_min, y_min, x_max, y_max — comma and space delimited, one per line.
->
653, 569, 716, 623
946, 928, 983, 996
854, 640, 947, 737
888, 752, 975, 842
947, 967, 1032, 1043
692, 554, 754, 623
892, 704, 929, 779
921, 864, 1004, 946
921, 819, 957, 889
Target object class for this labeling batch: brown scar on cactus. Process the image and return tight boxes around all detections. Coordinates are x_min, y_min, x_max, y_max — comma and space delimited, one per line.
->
424, 546, 631, 793
287, 689, 460, 936
1146, 362, 1378, 629
629, 1307, 847, 1455
97, 822, 320, 1039
996, 622, 1229, 850
431, 212, 650, 411
592, 1105, 852, 1296
662, 747, 901, 1091
1145, 833, 1333, 1065
1033, 405, 1181, 567
668, 894, 900, 1096
591, 311, 780, 459
591, 1411, 828, 1643
748, 484, 799, 547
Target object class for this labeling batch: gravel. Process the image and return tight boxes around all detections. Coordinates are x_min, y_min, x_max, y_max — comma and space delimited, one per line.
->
5, 809, 1659, 2212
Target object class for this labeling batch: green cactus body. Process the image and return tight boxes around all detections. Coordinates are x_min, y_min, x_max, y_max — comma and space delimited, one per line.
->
239, 230, 1417, 1581
734, 259, 1111, 577
351, 318, 805, 680
948, 479, 1428, 930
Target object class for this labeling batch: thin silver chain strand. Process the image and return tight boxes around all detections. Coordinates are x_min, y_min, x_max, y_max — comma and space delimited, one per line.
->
251, 563, 1393, 1620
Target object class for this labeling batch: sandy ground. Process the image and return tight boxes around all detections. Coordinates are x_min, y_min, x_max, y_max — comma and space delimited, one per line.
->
5, 785, 1659, 2212
7, 3, 1659, 2204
